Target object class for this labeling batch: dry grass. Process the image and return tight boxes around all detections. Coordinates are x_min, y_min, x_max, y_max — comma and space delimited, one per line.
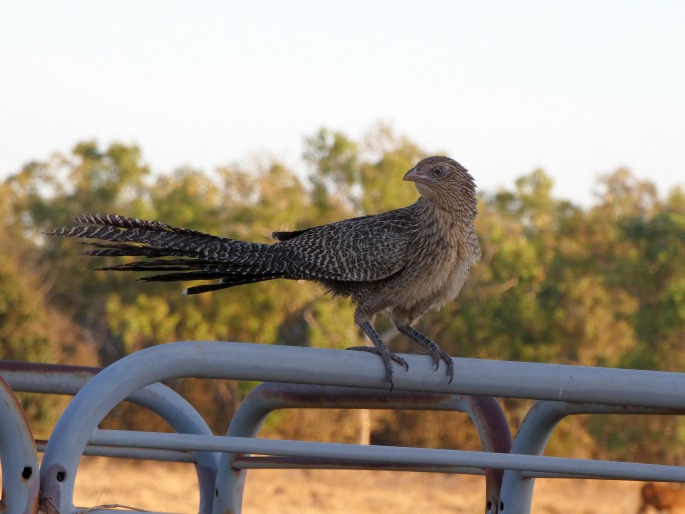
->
42, 457, 647, 513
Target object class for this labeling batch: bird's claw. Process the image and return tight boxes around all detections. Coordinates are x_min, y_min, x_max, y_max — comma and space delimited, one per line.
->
395, 325, 455, 384
347, 345, 409, 390
437, 349, 455, 384
420, 347, 455, 384
444, 355, 455, 384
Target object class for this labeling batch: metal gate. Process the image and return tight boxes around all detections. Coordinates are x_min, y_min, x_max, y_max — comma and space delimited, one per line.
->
2, 341, 684, 514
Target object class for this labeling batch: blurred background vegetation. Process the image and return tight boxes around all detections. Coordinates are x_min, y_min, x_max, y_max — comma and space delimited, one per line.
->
2, 124, 685, 463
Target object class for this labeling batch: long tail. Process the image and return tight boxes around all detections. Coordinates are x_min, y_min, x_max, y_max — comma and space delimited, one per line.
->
46, 214, 289, 294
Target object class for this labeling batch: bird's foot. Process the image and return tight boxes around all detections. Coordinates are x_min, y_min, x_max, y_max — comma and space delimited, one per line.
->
419, 344, 455, 384
395, 324, 455, 384
347, 345, 409, 390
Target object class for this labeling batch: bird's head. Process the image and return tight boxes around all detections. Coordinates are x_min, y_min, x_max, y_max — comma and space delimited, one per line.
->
404, 156, 477, 215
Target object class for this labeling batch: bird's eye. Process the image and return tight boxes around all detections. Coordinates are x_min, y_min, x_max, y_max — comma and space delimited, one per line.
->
432, 166, 445, 178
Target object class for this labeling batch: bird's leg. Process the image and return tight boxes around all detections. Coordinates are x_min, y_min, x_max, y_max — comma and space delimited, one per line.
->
395, 324, 455, 384
347, 321, 409, 389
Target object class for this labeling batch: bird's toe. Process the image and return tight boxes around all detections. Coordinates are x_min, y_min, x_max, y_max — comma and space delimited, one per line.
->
440, 351, 455, 383
346, 345, 408, 389
392, 353, 409, 371
421, 348, 454, 383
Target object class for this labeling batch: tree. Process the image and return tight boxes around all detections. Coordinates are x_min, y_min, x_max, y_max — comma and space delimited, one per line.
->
0, 182, 86, 434
6, 142, 152, 364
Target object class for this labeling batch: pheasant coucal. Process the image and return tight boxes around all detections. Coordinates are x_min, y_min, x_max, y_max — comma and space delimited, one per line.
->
48, 156, 481, 388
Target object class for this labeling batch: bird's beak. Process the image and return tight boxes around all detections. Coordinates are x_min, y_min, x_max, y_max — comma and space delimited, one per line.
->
403, 167, 419, 182
404, 167, 431, 185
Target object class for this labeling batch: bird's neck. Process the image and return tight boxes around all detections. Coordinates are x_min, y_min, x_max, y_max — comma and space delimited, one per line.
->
414, 196, 481, 263
416, 195, 477, 231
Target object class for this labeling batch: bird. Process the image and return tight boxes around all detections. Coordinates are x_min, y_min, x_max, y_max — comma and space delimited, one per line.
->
47, 156, 481, 389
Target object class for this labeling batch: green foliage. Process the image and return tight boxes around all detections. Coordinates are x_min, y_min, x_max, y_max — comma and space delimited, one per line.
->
0, 183, 68, 431
303, 123, 423, 217
0, 232, 52, 364
2, 128, 685, 459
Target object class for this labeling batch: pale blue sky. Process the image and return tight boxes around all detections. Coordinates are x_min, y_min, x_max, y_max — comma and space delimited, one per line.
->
2, 1, 684, 205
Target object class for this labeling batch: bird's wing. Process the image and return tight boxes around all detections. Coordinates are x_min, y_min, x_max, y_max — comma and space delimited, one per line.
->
281, 212, 412, 282
271, 228, 311, 241
272, 215, 373, 241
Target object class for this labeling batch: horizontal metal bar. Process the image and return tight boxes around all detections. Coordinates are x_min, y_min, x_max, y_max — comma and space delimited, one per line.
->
232, 455, 486, 475
90, 429, 685, 482
35, 441, 195, 463
46, 342, 685, 408
73, 510, 168, 514
0, 360, 101, 395
231, 456, 610, 480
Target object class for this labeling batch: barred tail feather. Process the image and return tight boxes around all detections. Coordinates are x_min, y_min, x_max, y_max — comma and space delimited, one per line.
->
47, 213, 293, 295
73, 214, 214, 237
78, 242, 171, 258
183, 273, 289, 295
47, 214, 272, 263
101, 258, 224, 271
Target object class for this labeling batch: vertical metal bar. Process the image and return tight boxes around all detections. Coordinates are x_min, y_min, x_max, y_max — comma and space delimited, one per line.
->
500, 401, 683, 513
465, 396, 512, 514
86, 428, 685, 481
0, 376, 39, 514
0, 363, 218, 514
213, 383, 511, 514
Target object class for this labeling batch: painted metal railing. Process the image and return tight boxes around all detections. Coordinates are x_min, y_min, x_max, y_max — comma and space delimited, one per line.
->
1, 341, 684, 514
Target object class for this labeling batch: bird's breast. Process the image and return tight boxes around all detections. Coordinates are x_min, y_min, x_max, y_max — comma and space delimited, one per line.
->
394, 232, 474, 315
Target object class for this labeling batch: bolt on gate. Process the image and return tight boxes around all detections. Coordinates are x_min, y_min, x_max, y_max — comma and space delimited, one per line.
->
2, 341, 685, 514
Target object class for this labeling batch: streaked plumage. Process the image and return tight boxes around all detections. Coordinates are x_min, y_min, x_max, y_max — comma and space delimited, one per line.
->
48, 156, 480, 388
